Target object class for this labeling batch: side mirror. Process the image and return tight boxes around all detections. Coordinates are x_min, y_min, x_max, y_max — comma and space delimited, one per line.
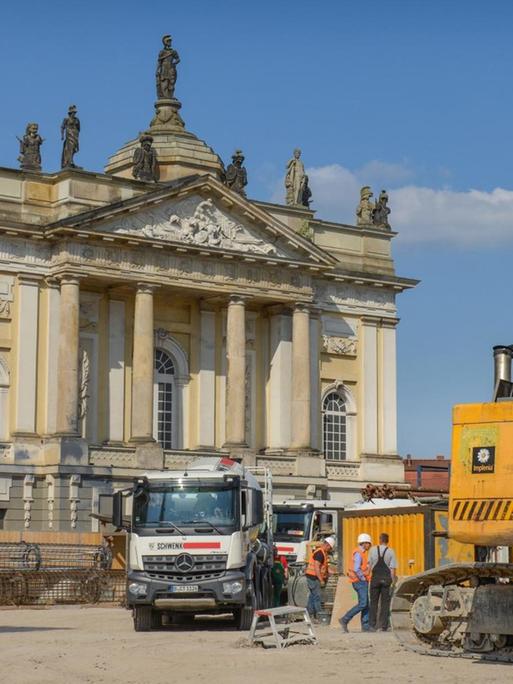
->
112, 491, 124, 529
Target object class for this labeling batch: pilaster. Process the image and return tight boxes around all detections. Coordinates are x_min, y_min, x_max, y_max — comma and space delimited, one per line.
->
108, 299, 126, 443
360, 315, 379, 456
197, 303, 216, 449
291, 302, 311, 450
13, 274, 41, 436
379, 318, 399, 456
267, 305, 292, 450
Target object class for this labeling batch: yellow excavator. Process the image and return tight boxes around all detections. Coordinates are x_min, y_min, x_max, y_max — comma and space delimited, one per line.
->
392, 345, 513, 661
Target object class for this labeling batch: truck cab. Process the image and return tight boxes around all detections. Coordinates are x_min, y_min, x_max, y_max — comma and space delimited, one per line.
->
273, 501, 340, 564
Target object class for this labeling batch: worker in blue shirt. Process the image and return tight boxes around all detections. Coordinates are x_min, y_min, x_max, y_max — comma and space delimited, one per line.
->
340, 533, 372, 632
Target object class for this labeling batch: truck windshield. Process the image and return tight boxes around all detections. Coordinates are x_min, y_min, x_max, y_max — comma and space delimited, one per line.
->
273, 510, 313, 543
133, 483, 238, 532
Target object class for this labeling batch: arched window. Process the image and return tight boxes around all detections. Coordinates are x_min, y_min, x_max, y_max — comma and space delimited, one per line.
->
322, 391, 347, 461
153, 349, 175, 449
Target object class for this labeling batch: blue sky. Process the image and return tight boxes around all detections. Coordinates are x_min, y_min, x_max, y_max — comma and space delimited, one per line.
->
1, 0, 512, 457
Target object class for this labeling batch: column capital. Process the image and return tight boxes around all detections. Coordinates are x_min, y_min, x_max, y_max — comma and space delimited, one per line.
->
57, 273, 81, 287
199, 298, 219, 313
17, 273, 43, 286
228, 294, 248, 307
266, 303, 292, 317
135, 282, 159, 295
308, 306, 322, 320
360, 315, 380, 327
380, 317, 400, 329
44, 276, 61, 290
292, 301, 311, 315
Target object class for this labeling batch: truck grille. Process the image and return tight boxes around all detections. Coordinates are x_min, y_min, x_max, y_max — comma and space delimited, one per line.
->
142, 554, 228, 582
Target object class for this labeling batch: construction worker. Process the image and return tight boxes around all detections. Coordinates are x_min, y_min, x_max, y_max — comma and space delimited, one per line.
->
339, 532, 372, 632
305, 536, 336, 622
271, 547, 286, 607
368, 532, 397, 631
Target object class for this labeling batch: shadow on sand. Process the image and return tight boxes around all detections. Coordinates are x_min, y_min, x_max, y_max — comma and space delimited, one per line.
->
0, 625, 73, 633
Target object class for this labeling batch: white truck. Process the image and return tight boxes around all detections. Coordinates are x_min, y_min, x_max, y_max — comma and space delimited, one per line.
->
112, 457, 273, 631
273, 500, 343, 564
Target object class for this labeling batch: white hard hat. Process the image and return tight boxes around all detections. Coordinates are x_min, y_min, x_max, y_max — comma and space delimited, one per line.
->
357, 533, 372, 544
324, 536, 336, 548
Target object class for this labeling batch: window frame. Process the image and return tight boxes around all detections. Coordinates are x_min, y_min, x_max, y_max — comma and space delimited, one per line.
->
153, 348, 176, 450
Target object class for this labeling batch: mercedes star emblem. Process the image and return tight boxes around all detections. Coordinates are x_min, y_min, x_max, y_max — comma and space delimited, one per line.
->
175, 553, 194, 571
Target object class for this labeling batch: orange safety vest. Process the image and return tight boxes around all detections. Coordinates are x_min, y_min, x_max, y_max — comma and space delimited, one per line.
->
305, 546, 329, 582
347, 546, 370, 583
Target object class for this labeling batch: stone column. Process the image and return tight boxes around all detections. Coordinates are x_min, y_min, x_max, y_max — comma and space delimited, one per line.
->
291, 303, 311, 450
379, 319, 398, 455
223, 295, 247, 448
131, 284, 156, 443
13, 275, 41, 435
56, 276, 80, 435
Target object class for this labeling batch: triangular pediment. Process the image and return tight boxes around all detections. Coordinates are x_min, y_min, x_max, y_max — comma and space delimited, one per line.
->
101, 192, 290, 257
52, 175, 336, 266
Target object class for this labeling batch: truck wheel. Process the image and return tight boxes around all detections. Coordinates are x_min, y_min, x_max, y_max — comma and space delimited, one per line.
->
234, 582, 256, 631
133, 605, 159, 631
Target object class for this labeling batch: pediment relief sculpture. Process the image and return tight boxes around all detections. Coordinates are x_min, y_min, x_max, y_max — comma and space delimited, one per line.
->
101, 195, 286, 257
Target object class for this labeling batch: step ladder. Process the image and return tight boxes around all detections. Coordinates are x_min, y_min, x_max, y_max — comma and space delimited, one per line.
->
248, 606, 317, 649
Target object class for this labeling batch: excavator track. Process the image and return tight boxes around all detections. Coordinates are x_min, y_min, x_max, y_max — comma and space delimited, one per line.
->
391, 562, 513, 663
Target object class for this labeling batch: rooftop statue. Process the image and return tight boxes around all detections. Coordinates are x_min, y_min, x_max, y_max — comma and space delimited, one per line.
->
61, 105, 81, 169
156, 34, 180, 100
133, 133, 159, 182
285, 148, 305, 205
373, 189, 391, 229
356, 185, 374, 226
225, 149, 248, 197
299, 174, 312, 208
17, 123, 43, 172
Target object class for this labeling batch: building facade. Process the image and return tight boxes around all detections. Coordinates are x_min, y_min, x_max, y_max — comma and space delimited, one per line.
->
0, 49, 416, 531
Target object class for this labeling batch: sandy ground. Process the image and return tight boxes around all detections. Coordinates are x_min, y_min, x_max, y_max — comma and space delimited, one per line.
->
1, 606, 512, 684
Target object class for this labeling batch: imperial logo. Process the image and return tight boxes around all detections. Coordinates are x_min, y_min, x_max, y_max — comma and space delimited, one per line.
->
472, 446, 495, 474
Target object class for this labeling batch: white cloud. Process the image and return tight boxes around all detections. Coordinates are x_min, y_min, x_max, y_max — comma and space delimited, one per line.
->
297, 163, 513, 246
355, 159, 415, 187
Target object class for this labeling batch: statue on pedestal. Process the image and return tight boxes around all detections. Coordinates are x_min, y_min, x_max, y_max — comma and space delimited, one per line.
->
356, 186, 374, 226
373, 190, 391, 229
225, 150, 248, 197
133, 133, 159, 182
17, 123, 43, 172
285, 148, 305, 205
156, 35, 180, 100
299, 174, 312, 208
61, 105, 81, 169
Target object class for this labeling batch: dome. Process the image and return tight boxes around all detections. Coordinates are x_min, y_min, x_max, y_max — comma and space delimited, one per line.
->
105, 98, 225, 183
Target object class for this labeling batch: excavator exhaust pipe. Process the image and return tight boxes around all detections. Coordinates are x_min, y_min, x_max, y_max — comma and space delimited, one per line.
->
493, 345, 513, 400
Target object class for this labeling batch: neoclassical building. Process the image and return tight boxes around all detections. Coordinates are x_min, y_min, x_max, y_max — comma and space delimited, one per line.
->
0, 46, 416, 531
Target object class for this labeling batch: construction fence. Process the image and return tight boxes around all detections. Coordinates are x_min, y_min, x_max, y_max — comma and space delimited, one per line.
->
0, 531, 127, 607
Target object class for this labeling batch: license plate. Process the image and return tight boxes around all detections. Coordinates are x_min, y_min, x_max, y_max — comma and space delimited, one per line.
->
169, 584, 199, 593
